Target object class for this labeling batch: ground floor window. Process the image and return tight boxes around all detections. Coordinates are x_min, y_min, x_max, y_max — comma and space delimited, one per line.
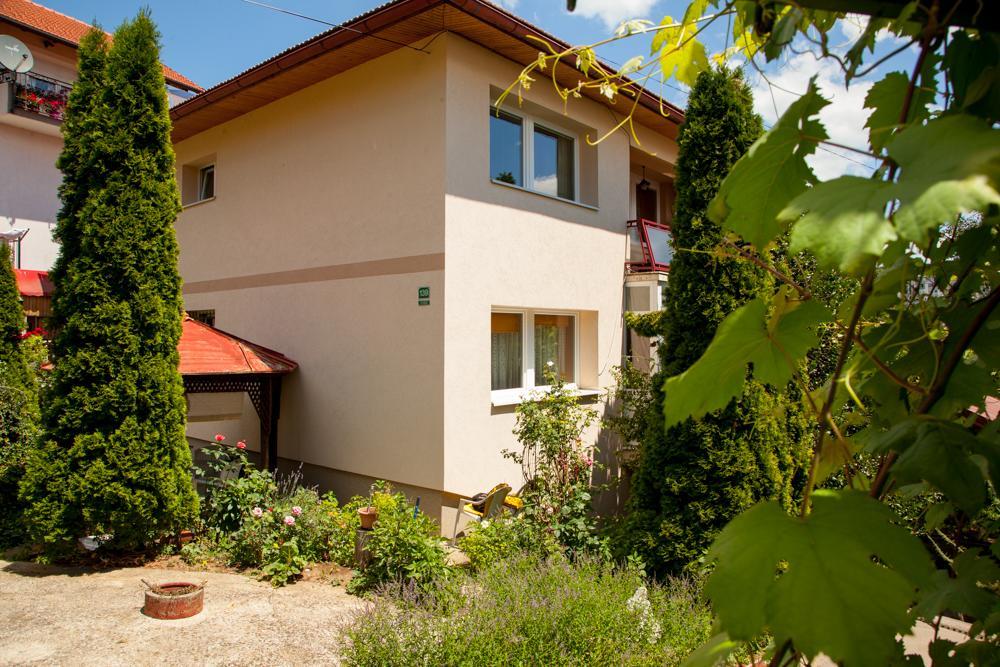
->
491, 309, 577, 394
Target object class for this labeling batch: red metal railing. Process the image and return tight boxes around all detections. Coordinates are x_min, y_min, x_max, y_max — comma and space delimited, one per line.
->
626, 218, 673, 272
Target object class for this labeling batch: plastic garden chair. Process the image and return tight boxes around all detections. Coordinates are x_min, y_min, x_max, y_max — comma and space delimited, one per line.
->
451, 483, 511, 544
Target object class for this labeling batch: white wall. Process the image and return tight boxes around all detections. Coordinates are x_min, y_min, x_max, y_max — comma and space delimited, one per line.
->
175, 40, 449, 499
440, 34, 678, 502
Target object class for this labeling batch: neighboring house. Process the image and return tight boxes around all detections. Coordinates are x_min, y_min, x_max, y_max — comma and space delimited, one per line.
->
0, 0, 202, 270
172, 0, 678, 532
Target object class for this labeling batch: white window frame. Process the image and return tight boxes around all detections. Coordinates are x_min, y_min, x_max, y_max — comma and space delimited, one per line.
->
197, 164, 215, 202
490, 107, 581, 204
490, 307, 581, 405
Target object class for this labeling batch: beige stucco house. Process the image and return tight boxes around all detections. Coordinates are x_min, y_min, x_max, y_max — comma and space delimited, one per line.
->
0, 0, 201, 271
171, 0, 679, 532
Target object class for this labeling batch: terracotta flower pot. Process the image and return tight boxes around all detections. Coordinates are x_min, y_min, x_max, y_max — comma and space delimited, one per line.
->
358, 506, 378, 530
142, 581, 204, 620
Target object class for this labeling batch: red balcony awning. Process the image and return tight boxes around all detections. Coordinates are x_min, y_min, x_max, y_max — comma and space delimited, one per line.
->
14, 269, 53, 298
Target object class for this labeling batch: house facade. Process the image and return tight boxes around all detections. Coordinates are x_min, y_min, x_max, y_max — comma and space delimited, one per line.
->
172, 0, 679, 531
0, 0, 201, 270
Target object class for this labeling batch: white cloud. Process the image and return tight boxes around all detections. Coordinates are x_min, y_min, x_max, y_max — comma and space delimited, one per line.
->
492, 0, 520, 9
750, 51, 878, 180
838, 13, 907, 47
571, 0, 660, 31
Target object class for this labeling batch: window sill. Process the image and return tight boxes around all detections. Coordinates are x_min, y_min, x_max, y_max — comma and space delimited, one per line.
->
182, 196, 216, 210
490, 386, 602, 407
490, 179, 598, 211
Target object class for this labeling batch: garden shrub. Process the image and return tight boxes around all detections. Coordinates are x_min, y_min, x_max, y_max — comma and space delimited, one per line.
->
345, 485, 450, 595
197, 438, 279, 534
341, 553, 713, 666
505, 368, 607, 559
187, 440, 343, 585
458, 511, 560, 570
188, 459, 446, 590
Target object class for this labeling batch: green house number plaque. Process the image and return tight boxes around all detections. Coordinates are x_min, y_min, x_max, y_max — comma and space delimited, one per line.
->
418, 286, 430, 306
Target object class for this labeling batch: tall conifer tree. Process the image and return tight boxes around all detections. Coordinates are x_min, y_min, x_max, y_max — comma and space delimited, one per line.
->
626, 68, 809, 574
0, 242, 28, 386
0, 242, 38, 546
21, 13, 196, 550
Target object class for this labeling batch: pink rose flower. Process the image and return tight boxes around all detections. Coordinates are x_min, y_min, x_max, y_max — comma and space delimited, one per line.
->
214, 434, 225, 443
236, 441, 247, 450
283, 516, 295, 526
291, 506, 303, 517
251, 507, 263, 518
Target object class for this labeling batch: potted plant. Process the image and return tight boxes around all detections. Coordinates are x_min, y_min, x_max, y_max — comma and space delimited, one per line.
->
358, 485, 378, 530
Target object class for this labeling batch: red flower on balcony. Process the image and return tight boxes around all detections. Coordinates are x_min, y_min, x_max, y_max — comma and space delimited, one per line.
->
17, 327, 48, 340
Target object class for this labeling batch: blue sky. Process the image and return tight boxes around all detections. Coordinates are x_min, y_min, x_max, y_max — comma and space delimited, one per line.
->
41, 0, 916, 178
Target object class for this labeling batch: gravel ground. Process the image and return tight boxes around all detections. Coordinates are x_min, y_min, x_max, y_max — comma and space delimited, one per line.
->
0, 559, 365, 667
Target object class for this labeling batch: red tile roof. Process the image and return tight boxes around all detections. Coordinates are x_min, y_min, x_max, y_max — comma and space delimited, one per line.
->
0, 0, 202, 91
179, 316, 298, 376
13, 268, 53, 297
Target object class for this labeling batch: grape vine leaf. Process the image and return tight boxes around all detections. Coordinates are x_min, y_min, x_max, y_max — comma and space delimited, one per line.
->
784, 176, 896, 275
944, 31, 1000, 119
679, 632, 738, 667
814, 435, 859, 485
704, 491, 934, 667
650, 1, 709, 87
662, 295, 829, 427
887, 115, 1000, 247
868, 419, 992, 516
916, 549, 1000, 621
708, 80, 828, 251
864, 71, 934, 154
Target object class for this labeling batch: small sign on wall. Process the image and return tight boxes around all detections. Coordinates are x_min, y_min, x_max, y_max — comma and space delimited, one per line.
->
418, 286, 430, 306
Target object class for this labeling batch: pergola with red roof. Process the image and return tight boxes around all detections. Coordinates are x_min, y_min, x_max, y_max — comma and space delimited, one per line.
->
13, 272, 296, 468
179, 316, 297, 471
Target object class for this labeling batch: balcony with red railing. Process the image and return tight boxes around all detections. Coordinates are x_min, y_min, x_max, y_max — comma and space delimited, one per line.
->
626, 218, 673, 273
3, 71, 72, 124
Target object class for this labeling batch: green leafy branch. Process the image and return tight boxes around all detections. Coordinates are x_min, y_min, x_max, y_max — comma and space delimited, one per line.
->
530, 0, 1000, 664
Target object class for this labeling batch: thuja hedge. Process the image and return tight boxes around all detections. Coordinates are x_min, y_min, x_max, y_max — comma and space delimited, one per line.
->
0, 242, 40, 547
20, 14, 196, 551
626, 67, 810, 574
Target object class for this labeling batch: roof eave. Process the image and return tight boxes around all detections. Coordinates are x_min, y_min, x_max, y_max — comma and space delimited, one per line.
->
170, 0, 683, 135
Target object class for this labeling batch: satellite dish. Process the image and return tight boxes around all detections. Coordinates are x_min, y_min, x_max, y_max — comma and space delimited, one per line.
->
0, 35, 33, 73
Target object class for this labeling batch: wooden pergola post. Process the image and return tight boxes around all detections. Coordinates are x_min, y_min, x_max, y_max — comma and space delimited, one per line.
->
183, 373, 287, 473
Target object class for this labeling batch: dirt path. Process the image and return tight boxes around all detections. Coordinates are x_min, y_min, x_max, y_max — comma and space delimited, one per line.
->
0, 559, 365, 666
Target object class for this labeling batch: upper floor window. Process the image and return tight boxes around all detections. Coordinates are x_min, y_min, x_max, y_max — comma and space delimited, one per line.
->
181, 154, 217, 207
490, 110, 523, 187
490, 108, 577, 202
198, 165, 215, 201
